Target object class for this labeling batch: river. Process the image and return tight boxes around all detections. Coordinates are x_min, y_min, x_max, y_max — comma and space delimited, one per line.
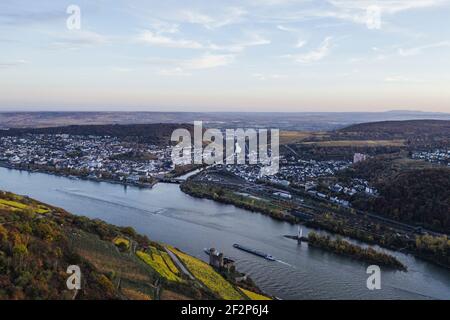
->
0, 167, 448, 300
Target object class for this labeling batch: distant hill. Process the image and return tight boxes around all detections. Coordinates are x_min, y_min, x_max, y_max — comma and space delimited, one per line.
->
340, 120, 450, 136
336, 120, 450, 149
1, 111, 450, 131
281, 120, 450, 160
0, 123, 194, 146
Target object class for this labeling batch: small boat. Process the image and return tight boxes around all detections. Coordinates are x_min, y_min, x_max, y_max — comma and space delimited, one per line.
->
233, 244, 276, 261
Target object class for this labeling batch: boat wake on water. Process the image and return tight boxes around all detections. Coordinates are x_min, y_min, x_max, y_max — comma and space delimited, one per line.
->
54, 188, 164, 215
276, 260, 296, 268
232, 243, 295, 268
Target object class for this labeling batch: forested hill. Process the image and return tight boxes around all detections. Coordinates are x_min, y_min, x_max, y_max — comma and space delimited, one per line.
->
343, 155, 450, 233
340, 120, 450, 135
337, 120, 450, 140
334, 120, 450, 149
0, 123, 194, 146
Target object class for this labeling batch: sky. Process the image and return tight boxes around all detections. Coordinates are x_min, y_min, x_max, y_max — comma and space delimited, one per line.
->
0, 0, 449, 112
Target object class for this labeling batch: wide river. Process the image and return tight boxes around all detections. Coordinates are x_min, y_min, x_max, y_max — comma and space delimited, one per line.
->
0, 167, 449, 300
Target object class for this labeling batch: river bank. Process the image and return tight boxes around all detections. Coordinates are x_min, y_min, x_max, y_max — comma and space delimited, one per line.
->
0, 166, 448, 299
180, 180, 297, 223
181, 179, 450, 270
0, 162, 158, 189
285, 232, 407, 271
0, 190, 269, 300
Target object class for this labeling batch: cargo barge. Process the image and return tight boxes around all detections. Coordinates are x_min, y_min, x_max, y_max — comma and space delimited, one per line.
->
233, 244, 276, 261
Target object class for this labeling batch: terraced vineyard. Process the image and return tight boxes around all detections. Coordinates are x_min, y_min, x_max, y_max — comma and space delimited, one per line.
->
136, 248, 183, 282
113, 237, 130, 249
239, 288, 271, 301
168, 247, 245, 300
0, 197, 49, 214
0, 190, 264, 300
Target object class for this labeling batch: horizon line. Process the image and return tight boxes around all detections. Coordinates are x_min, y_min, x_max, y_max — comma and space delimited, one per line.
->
0, 109, 449, 115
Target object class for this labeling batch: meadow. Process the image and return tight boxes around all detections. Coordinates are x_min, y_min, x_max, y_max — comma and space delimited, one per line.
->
301, 139, 406, 147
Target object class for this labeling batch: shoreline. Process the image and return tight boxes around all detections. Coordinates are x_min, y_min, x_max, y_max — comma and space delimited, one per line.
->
180, 181, 297, 224
0, 190, 269, 300
284, 234, 407, 271
181, 179, 450, 271
0, 162, 204, 189
1, 163, 448, 271
0, 162, 159, 189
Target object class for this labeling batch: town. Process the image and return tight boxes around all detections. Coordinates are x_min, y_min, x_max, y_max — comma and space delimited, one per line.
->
223, 158, 351, 185
412, 149, 450, 166
0, 132, 379, 200
0, 134, 175, 187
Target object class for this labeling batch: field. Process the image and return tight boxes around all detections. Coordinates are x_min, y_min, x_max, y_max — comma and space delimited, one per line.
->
301, 139, 405, 147
280, 131, 327, 144
113, 237, 130, 249
69, 231, 157, 299
239, 288, 271, 300
168, 247, 245, 300
0, 190, 256, 300
136, 247, 183, 282
0, 198, 28, 209
0, 198, 49, 214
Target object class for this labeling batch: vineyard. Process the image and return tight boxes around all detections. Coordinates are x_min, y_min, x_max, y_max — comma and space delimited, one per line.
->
136, 248, 183, 283
0, 190, 263, 300
239, 287, 271, 301
168, 247, 245, 300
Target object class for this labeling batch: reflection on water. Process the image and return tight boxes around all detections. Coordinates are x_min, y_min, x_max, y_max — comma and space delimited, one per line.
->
0, 167, 449, 300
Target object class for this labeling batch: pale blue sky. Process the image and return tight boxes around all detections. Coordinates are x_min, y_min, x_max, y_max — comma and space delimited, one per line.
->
1, 0, 449, 112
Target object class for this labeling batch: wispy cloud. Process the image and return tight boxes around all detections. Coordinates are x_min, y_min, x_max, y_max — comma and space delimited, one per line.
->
182, 53, 235, 70
137, 30, 203, 49
158, 67, 192, 77
149, 53, 236, 76
285, 37, 333, 64
384, 75, 424, 83
137, 28, 270, 53
147, 20, 180, 34
209, 33, 271, 52
327, 0, 450, 14
296, 40, 307, 48
1, 0, 450, 112
111, 67, 134, 73
50, 31, 110, 49
253, 73, 286, 80
277, 24, 308, 48
271, 0, 450, 28
0, 10, 64, 26
277, 25, 301, 33
0, 59, 28, 68
177, 7, 246, 29
398, 41, 450, 56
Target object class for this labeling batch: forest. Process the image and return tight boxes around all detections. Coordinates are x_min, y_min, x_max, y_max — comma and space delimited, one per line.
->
0, 123, 194, 146
343, 155, 450, 233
